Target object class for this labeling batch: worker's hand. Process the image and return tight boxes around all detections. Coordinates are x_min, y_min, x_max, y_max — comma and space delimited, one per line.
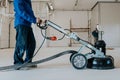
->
36, 18, 47, 29
36, 17, 42, 25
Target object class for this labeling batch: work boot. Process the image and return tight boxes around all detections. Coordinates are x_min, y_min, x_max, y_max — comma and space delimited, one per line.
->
26, 64, 37, 68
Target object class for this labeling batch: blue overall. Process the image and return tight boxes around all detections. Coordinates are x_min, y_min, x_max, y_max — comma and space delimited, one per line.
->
14, 0, 36, 64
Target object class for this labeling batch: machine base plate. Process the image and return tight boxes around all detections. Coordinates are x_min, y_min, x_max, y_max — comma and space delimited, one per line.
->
87, 56, 114, 69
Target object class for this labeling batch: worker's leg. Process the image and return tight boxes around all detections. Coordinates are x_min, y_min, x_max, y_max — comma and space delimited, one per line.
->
14, 25, 28, 64
25, 27, 36, 63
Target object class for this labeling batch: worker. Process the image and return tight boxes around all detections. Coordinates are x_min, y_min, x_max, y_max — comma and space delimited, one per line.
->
13, 0, 42, 67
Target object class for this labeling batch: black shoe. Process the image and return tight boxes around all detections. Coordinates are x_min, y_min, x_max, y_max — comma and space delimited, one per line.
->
26, 64, 37, 68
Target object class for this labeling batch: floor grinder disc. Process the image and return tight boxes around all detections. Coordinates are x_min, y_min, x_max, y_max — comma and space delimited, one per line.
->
87, 56, 114, 69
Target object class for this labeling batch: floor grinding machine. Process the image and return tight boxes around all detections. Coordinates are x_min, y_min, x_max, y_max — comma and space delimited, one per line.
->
38, 20, 114, 70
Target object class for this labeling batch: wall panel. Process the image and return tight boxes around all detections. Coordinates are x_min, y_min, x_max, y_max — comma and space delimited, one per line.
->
100, 3, 120, 47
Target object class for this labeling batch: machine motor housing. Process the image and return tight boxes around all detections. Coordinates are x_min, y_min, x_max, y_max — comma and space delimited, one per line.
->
94, 40, 106, 55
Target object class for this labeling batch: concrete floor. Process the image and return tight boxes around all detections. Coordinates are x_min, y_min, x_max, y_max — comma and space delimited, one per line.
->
0, 47, 120, 80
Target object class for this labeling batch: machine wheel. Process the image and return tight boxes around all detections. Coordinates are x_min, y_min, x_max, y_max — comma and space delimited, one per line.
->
70, 52, 77, 63
71, 53, 87, 69
107, 55, 114, 62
